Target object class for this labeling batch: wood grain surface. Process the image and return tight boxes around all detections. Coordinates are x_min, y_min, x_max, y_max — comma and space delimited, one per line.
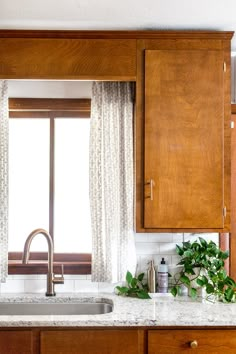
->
0, 38, 136, 80
144, 49, 224, 229
41, 330, 145, 354
148, 329, 236, 354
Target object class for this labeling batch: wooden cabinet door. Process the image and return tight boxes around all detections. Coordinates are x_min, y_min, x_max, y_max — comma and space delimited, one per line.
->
144, 49, 224, 229
0, 331, 33, 354
148, 329, 236, 354
40, 329, 145, 354
230, 110, 236, 279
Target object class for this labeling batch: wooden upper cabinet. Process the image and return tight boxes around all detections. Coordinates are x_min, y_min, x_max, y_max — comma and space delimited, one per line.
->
0, 30, 232, 232
0, 38, 136, 80
144, 49, 225, 229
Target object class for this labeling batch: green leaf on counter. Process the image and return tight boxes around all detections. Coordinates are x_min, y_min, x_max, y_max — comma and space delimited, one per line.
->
137, 290, 151, 299
131, 278, 137, 288
171, 287, 178, 297
126, 271, 133, 285
115, 271, 151, 300
137, 273, 144, 282
189, 288, 197, 298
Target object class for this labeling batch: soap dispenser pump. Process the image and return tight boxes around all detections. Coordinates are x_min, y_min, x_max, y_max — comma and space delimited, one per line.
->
147, 260, 156, 293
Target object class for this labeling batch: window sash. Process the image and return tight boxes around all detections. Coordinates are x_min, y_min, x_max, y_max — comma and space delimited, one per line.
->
8, 98, 91, 275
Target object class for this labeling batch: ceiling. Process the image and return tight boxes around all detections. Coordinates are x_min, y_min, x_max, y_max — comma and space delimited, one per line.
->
1, 0, 236, 50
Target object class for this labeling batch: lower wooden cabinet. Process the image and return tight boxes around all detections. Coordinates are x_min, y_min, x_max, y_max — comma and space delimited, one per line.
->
0, 330, 33, 354
148, 329, 236, 354
40, 329, 145, 354
2, 328, 236, 354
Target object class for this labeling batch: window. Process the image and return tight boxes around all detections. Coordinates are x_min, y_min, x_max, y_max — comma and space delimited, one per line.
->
8, 98, 92, 274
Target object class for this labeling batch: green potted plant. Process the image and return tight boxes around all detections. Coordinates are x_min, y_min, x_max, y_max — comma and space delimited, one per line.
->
171, 237, 236, 302
115, 271, 151, 299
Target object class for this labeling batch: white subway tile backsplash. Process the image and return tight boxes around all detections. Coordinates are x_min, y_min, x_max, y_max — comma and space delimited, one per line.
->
24, 279, 46, 293
135, 233, 149, 242
1, 279, 25, 293
147, 233, 173, 243
135, 242, 159, 255
7, 274, 29, 280
64, 275, 87, 280
74, 280, 99, 293
2, 232, 219, 294
98, 282, 121, 293
55, 280, 75, 293
172, 233, 184, 243
159, 242, 177, 255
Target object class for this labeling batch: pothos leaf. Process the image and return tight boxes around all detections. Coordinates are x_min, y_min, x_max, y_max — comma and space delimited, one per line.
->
115, 286, 129, 294
126, 271, 133, 285
190, 287, 197, 298
176, 245, 184, 256
136, 290, 151, 299
115, 272, 151, 300
137, 273, 145, 282
180, 275, 190, 286
171, 287, 178, 297
199, 237, 207, 247
131, 278, 138, 288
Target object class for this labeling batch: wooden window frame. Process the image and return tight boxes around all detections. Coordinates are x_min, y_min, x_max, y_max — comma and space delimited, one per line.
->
8, 98, 92, 274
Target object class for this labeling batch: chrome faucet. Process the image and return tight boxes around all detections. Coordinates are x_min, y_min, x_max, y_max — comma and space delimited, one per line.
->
22, 228, 64, 296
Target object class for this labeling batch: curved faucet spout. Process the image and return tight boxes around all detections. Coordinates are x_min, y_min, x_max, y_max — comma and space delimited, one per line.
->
22, 228, 64, 296
22, 228, 53, 270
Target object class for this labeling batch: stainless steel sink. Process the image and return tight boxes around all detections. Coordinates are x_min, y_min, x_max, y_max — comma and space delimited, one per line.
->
0, 302, 113, 315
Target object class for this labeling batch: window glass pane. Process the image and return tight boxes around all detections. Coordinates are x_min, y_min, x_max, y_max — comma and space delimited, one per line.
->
9, 119, 50, 252
54, 118, 91, 253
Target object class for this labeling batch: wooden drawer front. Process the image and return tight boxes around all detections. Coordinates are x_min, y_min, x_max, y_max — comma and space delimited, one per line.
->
0, 38, 136, 80
0, 330, 33, 354
41, 329, 144, 354
148, 329, 236, 354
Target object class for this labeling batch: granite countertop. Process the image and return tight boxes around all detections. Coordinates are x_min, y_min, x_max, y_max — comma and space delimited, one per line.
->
0, 292, 236, 327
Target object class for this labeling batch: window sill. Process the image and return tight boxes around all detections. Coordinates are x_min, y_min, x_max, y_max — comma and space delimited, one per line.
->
8, 262, 91, 275
8, 253, 91, 275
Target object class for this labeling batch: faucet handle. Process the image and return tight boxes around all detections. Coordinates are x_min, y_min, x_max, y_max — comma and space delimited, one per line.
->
53, 264, 64, 285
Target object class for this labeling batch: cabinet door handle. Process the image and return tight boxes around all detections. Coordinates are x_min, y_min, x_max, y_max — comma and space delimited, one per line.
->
189, 340, 198, 349
145, 179, 155, 200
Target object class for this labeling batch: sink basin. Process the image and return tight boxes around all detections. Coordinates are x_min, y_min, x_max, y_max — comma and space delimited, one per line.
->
0, 302, 113, 315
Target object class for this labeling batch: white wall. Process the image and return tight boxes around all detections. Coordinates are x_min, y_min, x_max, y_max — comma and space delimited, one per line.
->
1, 0, 236, 51
232, 54, 236, 103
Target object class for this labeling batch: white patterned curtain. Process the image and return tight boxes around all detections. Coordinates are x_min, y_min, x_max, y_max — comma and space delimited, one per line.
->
0, 81, 8, 282
90, 82, 136, 283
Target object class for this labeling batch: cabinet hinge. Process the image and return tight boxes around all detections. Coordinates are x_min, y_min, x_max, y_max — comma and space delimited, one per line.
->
223, 62, 226, 72
223, 206, 227, 218
231, 121, 235, 129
